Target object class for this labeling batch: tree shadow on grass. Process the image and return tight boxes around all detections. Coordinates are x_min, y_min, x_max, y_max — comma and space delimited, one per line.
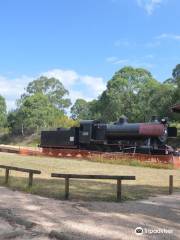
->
0, 175, 179, 202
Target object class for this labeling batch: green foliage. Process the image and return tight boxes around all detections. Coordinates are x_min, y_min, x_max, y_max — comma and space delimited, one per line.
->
137, 80, 175, 121
70, 65, 179, 125
20, 93, 62, 130
0, 95, 7, 128
8, 93, 62, 134
50, 114, 78, 129
98, 67, 158, 121
3, 64, 180, 140
96, 66, 178, 122
88, 99, 102, 120
8, 76, 75, 135
71, 99, 90, 119
172, 64, 180, 103
172, 64, 180, 82
71, 99, 102, 120
19, 76, 71, 111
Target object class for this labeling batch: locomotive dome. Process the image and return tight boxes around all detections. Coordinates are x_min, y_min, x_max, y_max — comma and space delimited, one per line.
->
117, 115, 128, 124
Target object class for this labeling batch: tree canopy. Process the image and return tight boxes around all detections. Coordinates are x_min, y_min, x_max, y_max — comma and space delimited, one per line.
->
97, 67, 161, 122
70, 66, 179, 122
0, 95, 7, 128
20, 76, 71, 111
8, 76, 74, 135
71, 99, 90, 120
3, 64, 180, 136
172, 64, 180, 103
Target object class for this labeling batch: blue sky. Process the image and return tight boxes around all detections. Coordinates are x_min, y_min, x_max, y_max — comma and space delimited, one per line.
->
0, 0, 179, 110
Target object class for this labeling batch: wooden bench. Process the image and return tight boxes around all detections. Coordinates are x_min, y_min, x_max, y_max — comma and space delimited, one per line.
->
51, 173, 136, 201
0, 165, 41, 187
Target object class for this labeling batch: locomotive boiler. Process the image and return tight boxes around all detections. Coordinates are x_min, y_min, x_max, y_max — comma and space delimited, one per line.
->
40, 116, 177, 155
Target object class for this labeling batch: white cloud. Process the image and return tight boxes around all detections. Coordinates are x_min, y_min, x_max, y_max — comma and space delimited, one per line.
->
0, 75, 33, 110
145, 41, 161, 48
114, 40, 130, 47
106, 56, 118, 62
145, 54, 154, 59
113, 59, 129, 65
43, 69, 106, 98
70, 90, 93, 103
106, 57, 129, 65
137, 0, 163, 15
0, 69, 105, 111
80, 76, 105, 94
106, 56, 154, 69
114, 39, 161, 49
6, 100, 16, 110
133, 62, 154, 69
43, 69, 79, 87
156, 33, 180, 41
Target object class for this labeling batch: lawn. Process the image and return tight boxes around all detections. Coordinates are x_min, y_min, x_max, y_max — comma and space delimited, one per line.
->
0, 152, 180, 201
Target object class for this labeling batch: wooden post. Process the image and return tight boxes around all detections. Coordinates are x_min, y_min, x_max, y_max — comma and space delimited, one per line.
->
28, 172, 33, 187
117, 179, 122, 201
5, 168, 9, 184
169, 175, 173, 194
65, 177, 69, 200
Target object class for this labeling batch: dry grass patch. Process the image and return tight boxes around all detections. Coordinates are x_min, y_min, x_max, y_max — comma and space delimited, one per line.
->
0, 152, 180, 201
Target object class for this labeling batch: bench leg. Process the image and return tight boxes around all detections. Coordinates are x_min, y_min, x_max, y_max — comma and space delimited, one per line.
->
65, 177, 69, 200
5, 169, 9, 184
169, 175, 173, 194
28, 172, 33, 187
117, 179, 122, 201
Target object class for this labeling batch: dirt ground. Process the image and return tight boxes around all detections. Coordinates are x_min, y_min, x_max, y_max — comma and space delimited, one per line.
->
0, 187, 179, 240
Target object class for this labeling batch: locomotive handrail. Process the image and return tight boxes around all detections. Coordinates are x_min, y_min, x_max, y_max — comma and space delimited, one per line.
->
51, 173, 136, 201
0, 165, 41, 187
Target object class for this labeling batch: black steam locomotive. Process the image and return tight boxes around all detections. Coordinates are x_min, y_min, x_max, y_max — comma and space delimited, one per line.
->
40, 116, 177, 155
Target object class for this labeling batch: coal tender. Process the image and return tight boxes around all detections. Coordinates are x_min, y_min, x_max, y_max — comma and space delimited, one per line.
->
40, 116, 177, 155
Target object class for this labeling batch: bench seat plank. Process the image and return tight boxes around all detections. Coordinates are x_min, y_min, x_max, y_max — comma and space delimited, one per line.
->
0, 165, 41, 174
0, 165, 41, 187
51, 173, 135, 180
51, 173, 136, 201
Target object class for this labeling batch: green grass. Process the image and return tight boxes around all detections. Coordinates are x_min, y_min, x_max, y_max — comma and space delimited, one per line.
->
0, 152, 180, 201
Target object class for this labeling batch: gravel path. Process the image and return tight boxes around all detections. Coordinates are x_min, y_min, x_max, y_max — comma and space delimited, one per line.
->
0, 186, 179, 240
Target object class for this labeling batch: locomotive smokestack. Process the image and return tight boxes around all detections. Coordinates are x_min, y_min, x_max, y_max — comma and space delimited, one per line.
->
117, 116, 128, 124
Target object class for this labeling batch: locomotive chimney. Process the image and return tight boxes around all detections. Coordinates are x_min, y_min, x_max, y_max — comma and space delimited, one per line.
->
118, 116, 128, 124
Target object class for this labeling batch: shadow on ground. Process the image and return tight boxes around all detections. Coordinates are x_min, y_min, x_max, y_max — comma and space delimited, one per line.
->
0, 184, 179, 240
